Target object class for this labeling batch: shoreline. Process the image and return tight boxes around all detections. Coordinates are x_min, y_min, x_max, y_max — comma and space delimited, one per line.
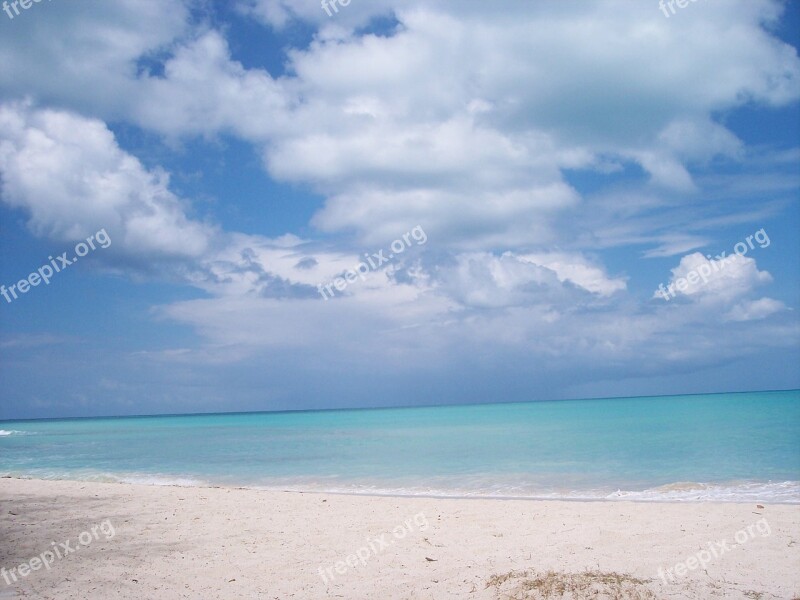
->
2, 477, 799, 599
3, 475, 799, 505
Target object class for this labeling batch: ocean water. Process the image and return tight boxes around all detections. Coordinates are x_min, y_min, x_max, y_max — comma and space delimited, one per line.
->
1, 391, 799, 502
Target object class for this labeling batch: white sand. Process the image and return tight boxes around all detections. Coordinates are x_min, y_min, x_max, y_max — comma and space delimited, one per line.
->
0, 478, 798, 599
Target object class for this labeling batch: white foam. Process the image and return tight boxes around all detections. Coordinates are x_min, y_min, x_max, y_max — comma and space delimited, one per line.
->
0, 469, 207, 488
111, 474, 208, 487
73, 471, 209, 487
2, 468, 798, 503
0, 430, 28, 436
248, 479, 800, 503
606, 480, 800, 503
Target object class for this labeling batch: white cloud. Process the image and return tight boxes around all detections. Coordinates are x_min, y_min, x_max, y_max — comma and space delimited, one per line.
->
133, 31, 287, 140
311, 184, 578, 249
255, 0, 798, 241
0, 102, 214, 262
726, 297, 787, 322
431, 252, 563, 309
642, 234, 710, 258
1, 0, 798, 407
655, 252, 773, 302
657, 118, 744, 164
0, 0, 189, 118
3, 0, 797, 250
518, 253, 627, 297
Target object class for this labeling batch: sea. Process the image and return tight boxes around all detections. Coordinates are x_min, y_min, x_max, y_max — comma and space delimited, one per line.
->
1, 390, 798, 503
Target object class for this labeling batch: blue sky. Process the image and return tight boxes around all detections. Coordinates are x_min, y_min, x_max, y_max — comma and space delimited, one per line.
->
0, 0, 798, 419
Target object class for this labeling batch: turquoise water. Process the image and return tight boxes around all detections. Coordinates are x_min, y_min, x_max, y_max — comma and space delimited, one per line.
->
1, 391, 799, 502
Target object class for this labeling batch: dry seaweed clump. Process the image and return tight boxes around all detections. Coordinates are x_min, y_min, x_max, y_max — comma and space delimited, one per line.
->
486, 569, 659, 600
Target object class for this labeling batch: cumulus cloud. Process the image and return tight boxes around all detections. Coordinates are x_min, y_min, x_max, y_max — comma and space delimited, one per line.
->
655, 252, 773, 303
257, 0, 799, 240
311, 184, 578, 249
0, 102, 214, 263
517, 253, 627, 297
657, 118, 744, 164
4, 0, 798, 250
1, 0, 798, 414
0, 0, 189, 118
133, 31, 287, 140
726, 297, 787, 322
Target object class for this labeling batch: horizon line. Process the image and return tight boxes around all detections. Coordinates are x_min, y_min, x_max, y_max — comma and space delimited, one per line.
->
1, 387, 798, 424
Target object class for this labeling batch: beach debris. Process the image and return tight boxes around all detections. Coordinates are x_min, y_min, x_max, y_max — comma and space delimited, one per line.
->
486, 569, 658, 599
756, 504, 764, 509
425, 557, 437, 562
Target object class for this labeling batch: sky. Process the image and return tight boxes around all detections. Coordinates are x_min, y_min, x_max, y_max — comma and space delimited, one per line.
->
0, 0, 798, 420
